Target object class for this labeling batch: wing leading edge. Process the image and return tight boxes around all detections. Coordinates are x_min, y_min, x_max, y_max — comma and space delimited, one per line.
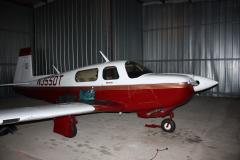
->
0, 103, 95, 125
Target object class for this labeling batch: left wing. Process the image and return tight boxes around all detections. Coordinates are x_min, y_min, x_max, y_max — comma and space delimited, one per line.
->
0, 82, 30, 87
0, 103, 95, 125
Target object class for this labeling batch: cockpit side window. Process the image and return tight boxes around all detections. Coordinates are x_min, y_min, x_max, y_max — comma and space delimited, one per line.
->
75, 68, 98, 82
103, 66, 119, 80
125, 61, 152, 78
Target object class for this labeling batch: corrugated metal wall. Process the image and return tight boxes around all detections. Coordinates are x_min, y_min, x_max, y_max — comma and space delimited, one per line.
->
2, 0, 238, 98
33, 0, 142, 75
0, 0, 143, 98
112, 0, 143, 61
0, 1, 33, 98
34, 0, 111, 75
143, 0, 240, 97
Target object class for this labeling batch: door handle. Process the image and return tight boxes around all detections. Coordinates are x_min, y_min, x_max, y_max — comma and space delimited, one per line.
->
106, 81, 113, 84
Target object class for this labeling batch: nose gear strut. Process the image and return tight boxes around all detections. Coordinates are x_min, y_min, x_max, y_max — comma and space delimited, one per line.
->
145, 112, 176, 133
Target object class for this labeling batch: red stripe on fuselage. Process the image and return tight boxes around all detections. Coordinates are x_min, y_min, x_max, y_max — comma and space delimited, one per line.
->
14, 83, 194, 113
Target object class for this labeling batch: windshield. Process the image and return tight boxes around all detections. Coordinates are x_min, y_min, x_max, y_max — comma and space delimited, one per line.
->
125, 61, 152, 78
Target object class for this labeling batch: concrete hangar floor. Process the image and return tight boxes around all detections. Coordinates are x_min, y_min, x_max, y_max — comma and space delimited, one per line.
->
0, 96, 239, 160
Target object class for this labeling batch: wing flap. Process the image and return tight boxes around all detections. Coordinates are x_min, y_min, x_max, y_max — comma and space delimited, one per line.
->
0, 103, 95, 125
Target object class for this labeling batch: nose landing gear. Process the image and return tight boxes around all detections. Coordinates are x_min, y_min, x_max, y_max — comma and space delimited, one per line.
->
145, 111, 176, 133
161, 118, 176, 132
161, 111, 175, 132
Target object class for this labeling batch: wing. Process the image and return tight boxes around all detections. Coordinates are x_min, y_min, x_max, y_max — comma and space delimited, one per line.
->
0, 103, 95, 125
0, 82, 29, 87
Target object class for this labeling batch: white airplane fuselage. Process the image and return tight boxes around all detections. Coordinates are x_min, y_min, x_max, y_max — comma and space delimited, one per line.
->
14, 60, 217, 119
0, 48, 218, 137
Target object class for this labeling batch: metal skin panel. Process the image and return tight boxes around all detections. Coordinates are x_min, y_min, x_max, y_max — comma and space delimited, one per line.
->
11, 54, 217, 109
14, 83, 194, 113
143, 0, 240, 97
0, 103, 95, 125
12, 53, 216, 91
19, 60, 195, 87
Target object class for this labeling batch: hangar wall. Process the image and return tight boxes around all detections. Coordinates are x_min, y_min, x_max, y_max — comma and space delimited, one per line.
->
0, 0, 142, 98
33, 0, 142, 75
143, 0, 240, 97
0, 1, 33, 98
34, 0, 111, 75
111, 0, 142, 61
1, 0, 238, 98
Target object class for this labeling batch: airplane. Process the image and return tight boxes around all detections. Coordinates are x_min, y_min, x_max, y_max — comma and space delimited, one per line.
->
0, 48, 218, 138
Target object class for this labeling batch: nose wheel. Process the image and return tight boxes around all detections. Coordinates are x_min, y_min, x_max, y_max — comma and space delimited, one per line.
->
144, 112, 176, 132
161, 118, 176, 132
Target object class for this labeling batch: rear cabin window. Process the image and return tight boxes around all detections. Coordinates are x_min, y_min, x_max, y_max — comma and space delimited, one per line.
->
75, 68, 98, 82
125, 61, 152, 78
103, 66, 119, 80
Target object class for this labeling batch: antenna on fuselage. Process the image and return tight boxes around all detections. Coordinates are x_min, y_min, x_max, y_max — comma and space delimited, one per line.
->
52, 65, 60, 74
99, 51, 110, 62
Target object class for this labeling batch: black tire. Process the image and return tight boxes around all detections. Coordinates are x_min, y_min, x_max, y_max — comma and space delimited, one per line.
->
69, 124, 77, 138
161, 118, 176, 132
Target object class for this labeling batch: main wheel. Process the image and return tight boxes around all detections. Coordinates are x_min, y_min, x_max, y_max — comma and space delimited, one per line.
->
161, 118, 176, 132
70, 124, 77, 138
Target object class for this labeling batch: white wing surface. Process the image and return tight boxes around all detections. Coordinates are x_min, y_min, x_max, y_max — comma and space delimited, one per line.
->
0, 103, 95, 125
0, 82, 30, 87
